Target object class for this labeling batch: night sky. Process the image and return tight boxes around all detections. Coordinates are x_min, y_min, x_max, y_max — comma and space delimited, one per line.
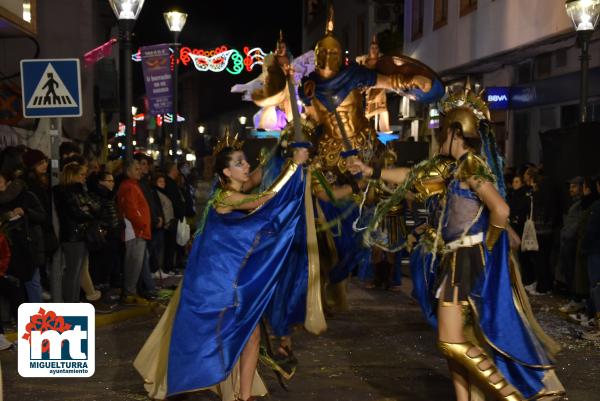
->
132, 0, 303, 118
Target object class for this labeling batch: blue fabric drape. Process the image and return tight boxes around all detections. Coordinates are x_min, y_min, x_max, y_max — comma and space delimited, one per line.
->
471, 232, 552, 398
167, 167, 305, 396
319, 200, 367, 284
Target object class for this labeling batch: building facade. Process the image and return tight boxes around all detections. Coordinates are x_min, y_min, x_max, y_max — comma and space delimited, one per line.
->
1, 0, 117, 155
403, 0, 600, 167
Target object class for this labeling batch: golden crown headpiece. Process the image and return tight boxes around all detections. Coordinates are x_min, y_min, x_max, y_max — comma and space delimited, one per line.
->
440, 81, 491, 138
212, 129, 244, 156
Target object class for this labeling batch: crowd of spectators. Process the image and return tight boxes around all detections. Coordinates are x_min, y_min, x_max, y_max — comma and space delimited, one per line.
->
0, 143, 199, 350
505, 164, 600, 343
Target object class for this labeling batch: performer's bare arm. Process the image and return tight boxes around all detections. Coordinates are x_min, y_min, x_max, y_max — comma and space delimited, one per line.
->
347, 158, 411, 185
240, 168, 264, 192
374, 74, 432, 93
314, 185, 354, 202
468, 177, 510, 227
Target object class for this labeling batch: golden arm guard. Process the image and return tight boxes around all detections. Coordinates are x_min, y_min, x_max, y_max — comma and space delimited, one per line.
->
411, 155, 455, 202
485, 223, 506, 252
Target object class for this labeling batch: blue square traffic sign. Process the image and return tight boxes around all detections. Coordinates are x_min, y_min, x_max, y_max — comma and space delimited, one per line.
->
20, 59, 82, 118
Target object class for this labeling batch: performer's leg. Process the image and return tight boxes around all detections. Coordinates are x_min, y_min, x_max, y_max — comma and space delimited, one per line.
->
437, 295, 522, 400
239, 326, 261, 401
278, 336, 292, 356
438, 302, 470, 401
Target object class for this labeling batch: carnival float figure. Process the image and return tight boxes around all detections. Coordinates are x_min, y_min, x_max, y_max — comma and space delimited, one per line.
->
356, 35, 391, 133
134, 143, 321, 401
349, 86, 565, 401
231, 32, 315, 131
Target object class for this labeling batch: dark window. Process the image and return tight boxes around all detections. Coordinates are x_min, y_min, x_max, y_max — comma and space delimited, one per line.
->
588, 102, 600, 122
460, 0, 477, 17
555, 48, 568, 68
516, 61, 533, 85
535, 53, 552, 78
411, 0, 424, 40
433, 0, 448, 30
561, 104, 580, 128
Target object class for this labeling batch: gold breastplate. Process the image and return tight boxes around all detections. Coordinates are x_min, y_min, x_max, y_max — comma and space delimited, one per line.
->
312, 89, 377, 175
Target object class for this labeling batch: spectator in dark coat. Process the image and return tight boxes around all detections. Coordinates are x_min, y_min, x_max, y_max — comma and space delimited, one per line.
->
88, 171, 123, 295
162, 161, 186, 273
0, 168, 46, 303
56, 162, 102, 303
23, 149, 57, 297
581, 175, 600, 341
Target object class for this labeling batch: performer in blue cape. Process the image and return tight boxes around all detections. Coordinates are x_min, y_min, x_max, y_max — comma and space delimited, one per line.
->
134, 145, 312, 401
349, 87, 565, 401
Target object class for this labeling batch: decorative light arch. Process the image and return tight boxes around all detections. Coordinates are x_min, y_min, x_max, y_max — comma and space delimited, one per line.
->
132, 44, 268, 75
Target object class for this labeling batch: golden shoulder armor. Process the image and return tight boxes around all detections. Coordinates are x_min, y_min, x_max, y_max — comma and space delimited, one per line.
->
455, 152, 494, 183
412, 155, 455, 202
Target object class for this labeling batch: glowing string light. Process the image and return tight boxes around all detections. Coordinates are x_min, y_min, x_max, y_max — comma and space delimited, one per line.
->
133, 44, 264, 75
243, 46, 267, 72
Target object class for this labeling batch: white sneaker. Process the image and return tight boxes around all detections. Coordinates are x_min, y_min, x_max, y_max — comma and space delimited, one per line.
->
568, 312, 588, 324
42, 290, 52, 301
524, 282, 538, 292
0, 334, 13, 351
582, 330, 600, 342
581, 317, 597, 328
559, 300, 585, 313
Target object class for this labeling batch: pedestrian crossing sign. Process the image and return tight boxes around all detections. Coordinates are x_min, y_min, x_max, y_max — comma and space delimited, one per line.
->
20, 58, 82, 118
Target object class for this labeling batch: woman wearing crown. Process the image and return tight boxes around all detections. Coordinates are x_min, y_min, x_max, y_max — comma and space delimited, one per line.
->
134, 142, 311, 401
349, 87, 565, 401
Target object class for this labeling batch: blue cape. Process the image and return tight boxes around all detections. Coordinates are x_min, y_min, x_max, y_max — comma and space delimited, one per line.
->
299, 63, 377, 111
167, 166, 306, 395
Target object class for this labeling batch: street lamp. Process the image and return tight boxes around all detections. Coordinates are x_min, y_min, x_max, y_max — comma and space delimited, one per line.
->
164, 10, 188, 159
238, 116, 247, 125
108, 0, 145, 161
565, 0, 600, 123
197, 125, 205, 134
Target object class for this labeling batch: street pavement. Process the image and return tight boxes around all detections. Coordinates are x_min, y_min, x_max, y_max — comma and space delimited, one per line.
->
2, 278, 599, 401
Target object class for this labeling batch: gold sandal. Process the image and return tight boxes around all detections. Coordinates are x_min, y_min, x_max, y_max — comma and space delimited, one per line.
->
438, 341, 524, 401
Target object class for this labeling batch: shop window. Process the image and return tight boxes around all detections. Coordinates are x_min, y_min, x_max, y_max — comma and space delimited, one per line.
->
433, 0, 448, 30
460, 0, 477, 17
411, 0, 424, 40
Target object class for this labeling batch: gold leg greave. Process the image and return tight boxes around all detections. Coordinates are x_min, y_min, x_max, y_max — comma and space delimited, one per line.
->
438, 341, 525, 401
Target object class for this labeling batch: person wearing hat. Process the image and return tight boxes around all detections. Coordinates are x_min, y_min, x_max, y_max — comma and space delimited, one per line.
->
349, 85, 565, 401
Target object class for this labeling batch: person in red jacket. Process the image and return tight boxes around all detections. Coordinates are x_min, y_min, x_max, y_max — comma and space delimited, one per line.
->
117, 160, 152, 304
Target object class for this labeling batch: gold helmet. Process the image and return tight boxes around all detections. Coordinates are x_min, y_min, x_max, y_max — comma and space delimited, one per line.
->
314, 5, 342, 73
440, 81, 490, 138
